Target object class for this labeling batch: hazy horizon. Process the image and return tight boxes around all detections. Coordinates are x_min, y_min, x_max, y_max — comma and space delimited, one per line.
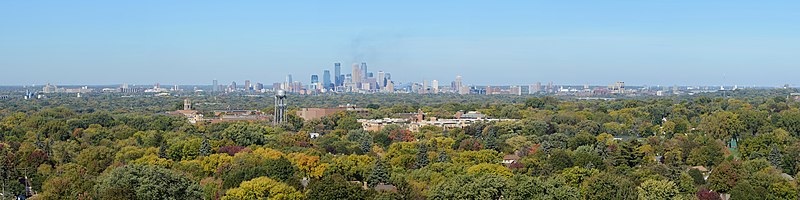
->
2, 1, 799, 86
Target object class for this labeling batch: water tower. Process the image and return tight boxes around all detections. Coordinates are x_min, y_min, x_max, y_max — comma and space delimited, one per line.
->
274, 90, 287, 125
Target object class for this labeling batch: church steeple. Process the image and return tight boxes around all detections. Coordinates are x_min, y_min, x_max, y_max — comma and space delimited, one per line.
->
183, 99, 192, 110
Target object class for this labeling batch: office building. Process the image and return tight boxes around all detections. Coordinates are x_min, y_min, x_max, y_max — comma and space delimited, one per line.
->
385, 80, 394, 92
454, 75, 463, 93
334, 63, 342, 86
360, 62, 368, 82
530, 82, 541, 94
377, 71, 386, 88
432, 80, 439, 93
213, 79, 218, 92
244, 80, 251, 91
421, 80, 428, 94
611, 81, 625, 94
352, 64, 361, 84
311, 74, 319, 84
323, 70, 332, 90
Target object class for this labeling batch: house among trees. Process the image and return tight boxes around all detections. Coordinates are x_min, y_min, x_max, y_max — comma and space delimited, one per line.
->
502, 154, 520, 165
690, 166, 711, 180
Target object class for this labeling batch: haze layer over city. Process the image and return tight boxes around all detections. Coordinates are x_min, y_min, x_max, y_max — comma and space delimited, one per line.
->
2, 1, 799, 87
3, 1, 800, 200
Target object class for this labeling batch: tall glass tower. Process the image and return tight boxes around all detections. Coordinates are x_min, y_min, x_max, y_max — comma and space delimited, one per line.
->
323, 70, 332, 90
334, 63, 341, 86
212, 79, 218, 92
360, 62, 368, 81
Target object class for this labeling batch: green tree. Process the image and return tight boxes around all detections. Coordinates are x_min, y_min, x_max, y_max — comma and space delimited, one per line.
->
698, 111, 744, 140
581, 173, 637, 200
560, 166, 599, 187
707, 161, 738, 193
158, 144, 168, 159
95, 164, 202, 200
222, 123, 269, 146
729, 180, 759, 200
437, 150, 449, 162
637, 179, 679, 200
223, 176, 303, 200
775, 109, 800, 136
264, 156, 297, 181
415, 142, 429, 169
325, 154, 374, 182
466, 163, 514, 178
688, 168, 705, 185
367, 159, 389, 188
220, 154, 297, 189
39, 163, 96, 199
573, 145, 603, 170
75, 145, 114, 175
359, 138, 372, 155
768, 144, 783, 169
503, 175, 580, 200
336, 116, 362, 131
687, 139, 724, 167
430, 174, 507, 200
199, 138, 211, 157
306, 174, 372, 200
676, 172, 697, 194
548, 149, 574, 171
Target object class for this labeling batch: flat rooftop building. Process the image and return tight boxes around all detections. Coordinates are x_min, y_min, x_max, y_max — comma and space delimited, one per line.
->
296, 104, 368, 121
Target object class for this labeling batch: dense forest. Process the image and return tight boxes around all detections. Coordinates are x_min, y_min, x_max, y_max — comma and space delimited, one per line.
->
2, 89, 800, 199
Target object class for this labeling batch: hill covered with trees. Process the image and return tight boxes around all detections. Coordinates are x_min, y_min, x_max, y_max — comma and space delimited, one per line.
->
1, 90, 800, 199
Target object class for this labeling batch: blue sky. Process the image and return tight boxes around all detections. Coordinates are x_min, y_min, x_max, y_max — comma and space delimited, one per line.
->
1, 1, 799, 86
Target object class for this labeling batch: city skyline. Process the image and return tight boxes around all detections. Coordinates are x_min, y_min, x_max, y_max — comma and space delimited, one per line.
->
2, 1, 799, 86
5, 61, 797, 89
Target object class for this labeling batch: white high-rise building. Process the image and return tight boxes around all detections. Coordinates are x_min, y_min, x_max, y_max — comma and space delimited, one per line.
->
432, 80, 439, 94
351, 64, 361, 84
454, 75, 463, 93
529, 82, 541, 94
421, 80, 428, 94
360, 62, 368, 82
377, 71, 386, 89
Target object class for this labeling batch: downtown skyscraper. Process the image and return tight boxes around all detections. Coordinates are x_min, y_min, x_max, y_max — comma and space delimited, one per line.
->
212, 79, 218, 93
323, 70, 332, 90
352, 63, 361, 83
377, 71, 386, 89
334, 63, 342, 86
360, 62, 368, 81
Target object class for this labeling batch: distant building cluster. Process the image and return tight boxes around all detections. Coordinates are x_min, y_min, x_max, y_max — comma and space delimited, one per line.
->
359, 109, 515, 132
42, 83, 93, 93
22, 61, 760, 98
167, 99, 270, 124
296, 104, 369, 121
270, 62, 398, 94
790, 93, 800, 102
28, 79, 747, 98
